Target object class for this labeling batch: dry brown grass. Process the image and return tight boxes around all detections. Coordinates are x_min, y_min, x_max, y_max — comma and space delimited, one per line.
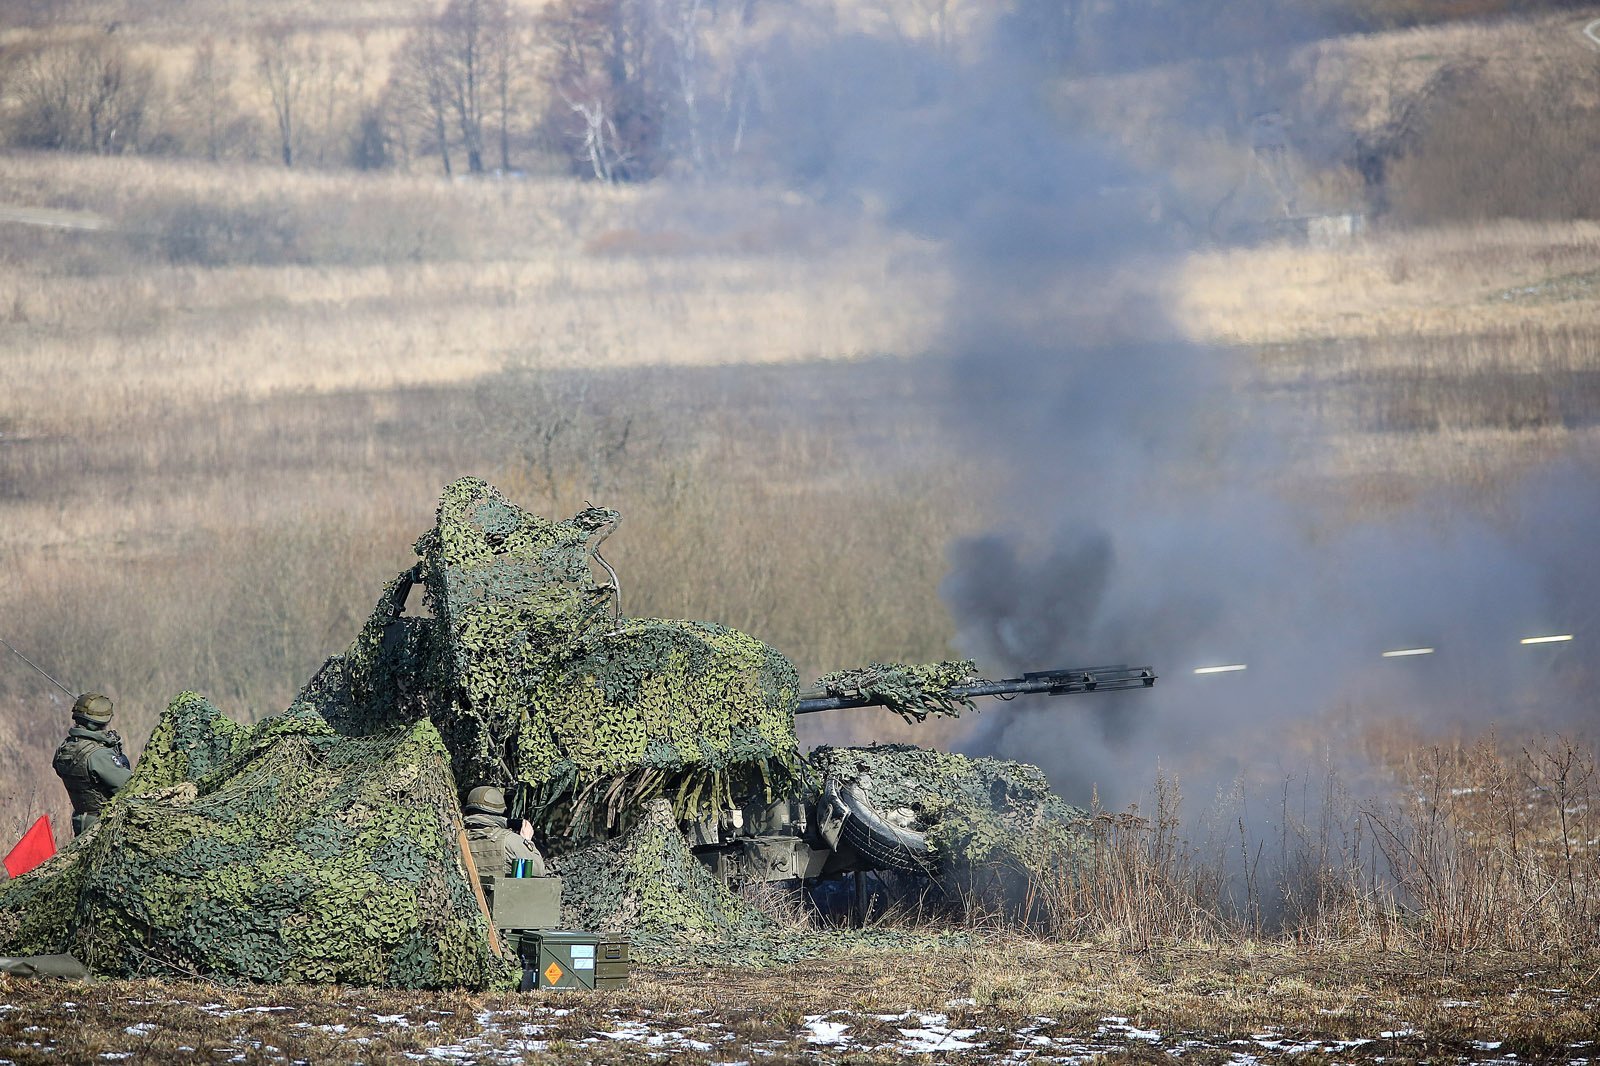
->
0, 937, 1594, 1064
1179, 221, 1600, 347
0, 153, 942, 432
1176, 219, 1600, 496
1024, 733, 1600, 959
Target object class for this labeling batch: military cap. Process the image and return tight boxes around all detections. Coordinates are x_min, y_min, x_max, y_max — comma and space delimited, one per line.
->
72, 693, 114, 723
464, 785, 507, 816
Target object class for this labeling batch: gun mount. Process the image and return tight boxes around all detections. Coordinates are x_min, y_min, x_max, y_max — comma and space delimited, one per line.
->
695, 664, 1158, 890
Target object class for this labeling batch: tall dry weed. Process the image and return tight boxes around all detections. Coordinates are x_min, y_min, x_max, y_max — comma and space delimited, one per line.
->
1006, 734, 1598, 956
1361, 736, 1599, 955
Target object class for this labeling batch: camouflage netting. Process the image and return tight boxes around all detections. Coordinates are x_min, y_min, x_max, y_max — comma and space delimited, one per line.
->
404, 477, 802, 837
811, 744, 1090, 874
0, 692, 516, 989
552, 800, 771, 948
811, 659, 980, 721
519, 619, 800, 833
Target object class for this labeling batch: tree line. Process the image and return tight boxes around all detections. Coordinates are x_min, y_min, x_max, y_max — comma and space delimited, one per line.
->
0, 0, 1590, 222
0, 0, 759, 181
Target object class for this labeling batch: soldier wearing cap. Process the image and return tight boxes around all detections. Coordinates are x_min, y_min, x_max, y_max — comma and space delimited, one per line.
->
51, 693, 134, 836
463, 785, 546, 877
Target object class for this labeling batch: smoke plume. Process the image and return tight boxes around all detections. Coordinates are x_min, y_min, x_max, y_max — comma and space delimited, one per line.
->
740, 5, 1596, 812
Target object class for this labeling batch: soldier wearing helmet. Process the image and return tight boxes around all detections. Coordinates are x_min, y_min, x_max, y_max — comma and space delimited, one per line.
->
52, 693, 134, 836
462, 785, 546, 877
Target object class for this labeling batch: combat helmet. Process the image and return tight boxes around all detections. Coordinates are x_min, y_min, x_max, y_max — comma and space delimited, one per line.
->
464, 785, 507, 816
71, 693, 114, 725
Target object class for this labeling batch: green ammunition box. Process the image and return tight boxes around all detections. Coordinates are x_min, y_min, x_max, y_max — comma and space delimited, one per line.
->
482, 875, 562, 931
510, 931, 632, 991
594, 935, 631, 989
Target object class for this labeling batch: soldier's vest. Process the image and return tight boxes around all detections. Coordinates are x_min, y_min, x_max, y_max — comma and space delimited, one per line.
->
466, 829, 507, 878
52, 728, 128, 817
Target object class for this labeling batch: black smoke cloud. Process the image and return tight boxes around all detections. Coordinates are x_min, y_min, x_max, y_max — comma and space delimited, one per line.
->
733, 5, 1596, 811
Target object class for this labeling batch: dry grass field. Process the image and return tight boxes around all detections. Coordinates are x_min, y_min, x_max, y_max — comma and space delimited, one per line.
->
0, 939, 1595, 1064
2, 1, 1599, 1047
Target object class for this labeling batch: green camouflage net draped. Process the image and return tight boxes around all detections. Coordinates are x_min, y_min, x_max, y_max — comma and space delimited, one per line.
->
407, 478, 624, 791
810, 659, 979, 721
408, 478, 802, 836
552, 800, 772, 948
518, 619, 800, 834
811, 744, 1089, 873
0, 692, 515, 989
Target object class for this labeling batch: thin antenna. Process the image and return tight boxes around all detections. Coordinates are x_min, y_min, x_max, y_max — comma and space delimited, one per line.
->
0, 636, 75, 698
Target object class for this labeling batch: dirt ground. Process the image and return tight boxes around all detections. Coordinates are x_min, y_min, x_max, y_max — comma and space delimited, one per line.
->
1, 938, 1595, 1065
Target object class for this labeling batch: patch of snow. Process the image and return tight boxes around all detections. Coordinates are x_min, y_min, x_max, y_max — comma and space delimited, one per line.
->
123, 1023, 157, 1037
203, 1004, 292, 1018
1475, 1040, 1504, 1050
1380, 1028, 1420, 1038
1254, 1037, 1322, 1054
1100, 1017, 1162, 1042
803, 1015, 851, 1046
897, 1025, 980, 1053
1439, 1000, 1480, 1008
98, 1055, 131, 1062
596, 1022, 651, 1042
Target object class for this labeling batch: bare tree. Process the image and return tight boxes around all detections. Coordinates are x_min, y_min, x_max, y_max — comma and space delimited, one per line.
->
653, 0, 705, 173
256, 23, 318, 167
389, 16, 458, 174
486, 3, 535, 171
9, 34, 155, 153
439, 0, 489, 172
388, 0, 532, 176
558, 82, 629, 181
176, 37, 253, 162
536, 0, 671, 181
186, 38, 227, 161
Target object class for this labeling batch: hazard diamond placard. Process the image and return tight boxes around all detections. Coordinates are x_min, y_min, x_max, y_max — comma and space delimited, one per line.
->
543, 961, 564, 986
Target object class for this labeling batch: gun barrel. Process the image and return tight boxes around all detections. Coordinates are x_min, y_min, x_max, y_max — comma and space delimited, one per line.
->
795, 664, 1155, 715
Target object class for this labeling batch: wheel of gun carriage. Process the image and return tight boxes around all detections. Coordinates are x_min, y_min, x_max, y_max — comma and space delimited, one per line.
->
824, 770, 936, 874
809, 743, 1092, 889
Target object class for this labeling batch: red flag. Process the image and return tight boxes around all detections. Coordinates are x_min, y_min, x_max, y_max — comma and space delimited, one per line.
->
3, 815, 56, 878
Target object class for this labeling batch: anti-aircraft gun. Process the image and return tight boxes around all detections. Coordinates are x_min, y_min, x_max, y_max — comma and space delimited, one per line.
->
688, 665, 1156, 887
351, 479, 1158, 898
0, 478, 1159, 989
